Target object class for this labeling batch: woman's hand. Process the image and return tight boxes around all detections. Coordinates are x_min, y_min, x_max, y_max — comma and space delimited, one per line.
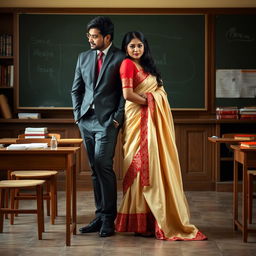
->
139, 93, 147, 99
123, 88, 147, 105
139, 93, 148, 105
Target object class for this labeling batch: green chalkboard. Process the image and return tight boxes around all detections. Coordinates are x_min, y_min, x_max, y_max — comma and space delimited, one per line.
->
19, 14, 205, 109
216, 14, 256, 107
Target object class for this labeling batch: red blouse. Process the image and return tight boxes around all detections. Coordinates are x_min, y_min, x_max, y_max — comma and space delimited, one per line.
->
120, 58, 148, 89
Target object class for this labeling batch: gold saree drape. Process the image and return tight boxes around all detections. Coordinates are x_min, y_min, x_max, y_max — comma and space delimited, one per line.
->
115, 74, 206, 240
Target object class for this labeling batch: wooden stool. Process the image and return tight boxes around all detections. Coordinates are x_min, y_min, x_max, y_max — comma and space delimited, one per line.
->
0, 180, 45, 240
248, 170, 256, 224
8, 133, 61, 224
10, 170, 58, 225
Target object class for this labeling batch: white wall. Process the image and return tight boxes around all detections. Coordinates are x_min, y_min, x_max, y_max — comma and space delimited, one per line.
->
0, 0, 256, 8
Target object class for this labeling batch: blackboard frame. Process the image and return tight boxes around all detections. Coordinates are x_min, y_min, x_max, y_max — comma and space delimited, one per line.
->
17, 11, 208, 111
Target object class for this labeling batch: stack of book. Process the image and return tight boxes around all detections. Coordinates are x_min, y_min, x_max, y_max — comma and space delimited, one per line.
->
239, 107, 256, 120
24, 127, 48, 138
234, 134, 256, 140
240, 141, 256, 149
216, 107, 239, 120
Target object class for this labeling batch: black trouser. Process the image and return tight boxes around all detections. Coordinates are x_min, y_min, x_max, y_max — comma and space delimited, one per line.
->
78, 112, 119, 222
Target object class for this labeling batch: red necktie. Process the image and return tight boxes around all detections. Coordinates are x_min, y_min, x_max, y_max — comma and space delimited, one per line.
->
96, 51, 104, 77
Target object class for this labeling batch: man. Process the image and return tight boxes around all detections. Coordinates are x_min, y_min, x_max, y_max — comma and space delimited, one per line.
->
71, 16, 125, 237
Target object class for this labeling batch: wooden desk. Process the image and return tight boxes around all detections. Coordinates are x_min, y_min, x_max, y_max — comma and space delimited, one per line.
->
0, 138, 83, 178
208, 136, 250, 190
230, 145, 256, 242
54, 139, 83, 174
0, 147, 79, 246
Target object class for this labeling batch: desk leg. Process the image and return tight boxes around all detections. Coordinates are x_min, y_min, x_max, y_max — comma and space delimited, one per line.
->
78, 145, 81, 176
242, 156, 248, 243
72, 162, 77, 235
233, 159, 238, 231
66, 162, 71, 246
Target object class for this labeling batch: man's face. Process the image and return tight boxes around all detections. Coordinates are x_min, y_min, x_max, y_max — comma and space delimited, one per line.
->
87, 28, 109, 51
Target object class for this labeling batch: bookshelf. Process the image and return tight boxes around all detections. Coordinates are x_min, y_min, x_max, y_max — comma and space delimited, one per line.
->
0, 12, 14, 118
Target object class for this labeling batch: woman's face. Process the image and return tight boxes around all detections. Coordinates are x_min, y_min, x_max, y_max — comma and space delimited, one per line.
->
126, 38, 144, 62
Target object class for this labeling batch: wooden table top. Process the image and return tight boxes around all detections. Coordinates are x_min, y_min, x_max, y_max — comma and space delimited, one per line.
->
208, 137, 256, 143
0, 138, 83, 145
230, 144, 256, 152
0, 147, 80, 153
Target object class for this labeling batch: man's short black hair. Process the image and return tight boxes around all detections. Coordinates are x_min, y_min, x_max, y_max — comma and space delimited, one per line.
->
87, 16, 114, 41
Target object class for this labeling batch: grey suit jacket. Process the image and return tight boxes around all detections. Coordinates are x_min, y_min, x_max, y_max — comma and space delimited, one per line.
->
71, 45, 125, 127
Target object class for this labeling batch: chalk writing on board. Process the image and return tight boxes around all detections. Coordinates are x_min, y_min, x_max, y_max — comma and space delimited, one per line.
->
33, 49, 54, 58
155, 54, 167, 65
28, 41, 61, 97
226, 27, 255, 42
31, 37, 51, 45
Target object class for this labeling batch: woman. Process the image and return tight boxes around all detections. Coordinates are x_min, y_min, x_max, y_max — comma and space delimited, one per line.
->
115, 31, 206, 241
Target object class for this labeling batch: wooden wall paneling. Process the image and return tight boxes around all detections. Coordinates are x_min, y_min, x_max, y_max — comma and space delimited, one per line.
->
176, 124, 215, 190
0, 120, 217, 190
6, 119, 254, 191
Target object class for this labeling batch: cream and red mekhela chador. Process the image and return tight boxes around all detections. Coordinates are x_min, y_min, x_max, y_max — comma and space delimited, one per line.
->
115, 58, 206, 241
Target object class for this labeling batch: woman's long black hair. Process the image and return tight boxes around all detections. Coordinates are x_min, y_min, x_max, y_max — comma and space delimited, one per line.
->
121, 31, 163, 86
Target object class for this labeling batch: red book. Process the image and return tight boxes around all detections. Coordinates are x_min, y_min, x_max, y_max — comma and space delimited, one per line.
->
216, 114, 239, 120
234, 134, 256, 140
240, 115, 256, 120
24, 133, 48, 139
24, 134, 47, 136
216, 110, 239, 115
216, 107, 239, 115
240, 141, 256, 148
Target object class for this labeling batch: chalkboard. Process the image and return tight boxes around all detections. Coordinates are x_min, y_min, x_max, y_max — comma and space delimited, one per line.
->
19, 14, 205, 109
216, 14, 256, 107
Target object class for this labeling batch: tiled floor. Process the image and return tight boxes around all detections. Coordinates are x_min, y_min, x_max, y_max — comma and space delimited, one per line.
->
1, 191, 256, 255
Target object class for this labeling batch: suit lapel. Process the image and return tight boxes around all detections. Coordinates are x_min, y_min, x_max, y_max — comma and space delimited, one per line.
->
91, 51, 97, 88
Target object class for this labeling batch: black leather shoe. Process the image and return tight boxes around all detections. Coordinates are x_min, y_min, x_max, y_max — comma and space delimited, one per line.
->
134, 232, 155, 237
99, 219, 115, 237
79, 218, 102, 233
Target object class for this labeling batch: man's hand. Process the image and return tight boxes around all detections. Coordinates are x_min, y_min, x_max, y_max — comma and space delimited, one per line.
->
113, 119, 119, 128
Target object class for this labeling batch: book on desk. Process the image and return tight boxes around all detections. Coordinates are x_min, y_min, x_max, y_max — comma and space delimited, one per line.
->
234, 134, 256, 141
6, 143, 48, 150
240, 141, 256, 148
